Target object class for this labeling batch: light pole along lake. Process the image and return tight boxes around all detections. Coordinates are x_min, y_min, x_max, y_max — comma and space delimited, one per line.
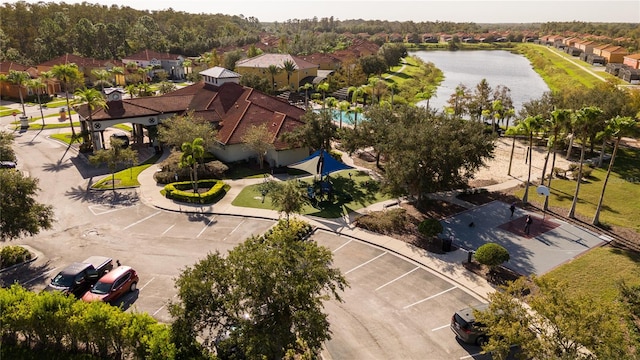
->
411, 50, 550, 113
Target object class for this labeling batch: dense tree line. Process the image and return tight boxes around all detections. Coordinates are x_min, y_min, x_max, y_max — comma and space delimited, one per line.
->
0, 1, 261, 64
2, 1, 639, 64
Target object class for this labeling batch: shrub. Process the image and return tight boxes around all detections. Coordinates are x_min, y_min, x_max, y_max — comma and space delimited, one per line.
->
0, 246, 32, 268
154, 151, 228, 184
571, 164, 593, 180
262, 219, 314, 242
418, 218, 443, 238
0, 285, 176, 359
355, 208, 411, 234
163, 179, 228, 204
474, 243, 510, 268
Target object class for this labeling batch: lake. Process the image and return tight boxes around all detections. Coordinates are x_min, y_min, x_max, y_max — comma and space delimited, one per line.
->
411, 50, 549, 112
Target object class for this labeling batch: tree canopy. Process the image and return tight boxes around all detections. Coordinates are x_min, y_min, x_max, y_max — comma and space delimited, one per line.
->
169, 219, 347, 359
0, 170, 54, 241
157, 111, 217, 151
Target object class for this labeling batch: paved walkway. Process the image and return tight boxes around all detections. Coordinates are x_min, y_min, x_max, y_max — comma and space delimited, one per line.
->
136, 153, 496, 301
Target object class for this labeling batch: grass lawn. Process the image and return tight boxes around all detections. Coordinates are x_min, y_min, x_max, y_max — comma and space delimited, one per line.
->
515, 147, 640, 232
232, 170, 394, 218
15, 121, 82, 131
49, 133, 84, 145
542, 246, 640, 303
515, 43, 611, 92
91, 153, 162, 189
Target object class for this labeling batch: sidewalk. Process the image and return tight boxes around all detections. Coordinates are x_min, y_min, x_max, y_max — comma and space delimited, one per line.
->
137, 155, 496, 301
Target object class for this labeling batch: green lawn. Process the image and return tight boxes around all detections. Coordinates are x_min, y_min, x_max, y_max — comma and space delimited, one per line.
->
515, 43, 615, 92
15, 121, 82, 131
232, 170, 394, 218
91, 154, 162, 189
49, 133, 83, 145
515, 147, 640, 232
543, 246, 640, 303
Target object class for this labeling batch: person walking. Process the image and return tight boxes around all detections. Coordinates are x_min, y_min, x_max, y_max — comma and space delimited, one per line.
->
509, 203, 516, 218
524, 215, 533, 235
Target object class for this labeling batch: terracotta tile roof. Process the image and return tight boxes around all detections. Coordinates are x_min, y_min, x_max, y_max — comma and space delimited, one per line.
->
123, 50, 184, 61
76, 81, 305, 151
624, 53, 640, 60
37, 54, 117, 68
236, 54, 318, 70
0, 61, 30, 73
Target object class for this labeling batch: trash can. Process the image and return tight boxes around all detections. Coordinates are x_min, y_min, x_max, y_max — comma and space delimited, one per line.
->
442, 237, 452, 252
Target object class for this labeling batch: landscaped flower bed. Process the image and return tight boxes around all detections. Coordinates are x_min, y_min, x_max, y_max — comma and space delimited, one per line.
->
162, 179, 229, 204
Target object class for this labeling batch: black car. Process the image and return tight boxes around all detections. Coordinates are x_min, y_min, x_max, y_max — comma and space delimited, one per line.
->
451, 303, 490, 346
44, 256, 113, 298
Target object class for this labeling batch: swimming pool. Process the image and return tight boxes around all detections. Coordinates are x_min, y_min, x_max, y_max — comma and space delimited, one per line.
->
314, 109, 367, 126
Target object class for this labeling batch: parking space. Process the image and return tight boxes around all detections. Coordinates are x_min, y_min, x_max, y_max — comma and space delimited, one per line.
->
313, 230, 486, 359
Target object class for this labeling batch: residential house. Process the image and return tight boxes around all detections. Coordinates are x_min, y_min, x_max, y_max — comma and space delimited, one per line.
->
623, 53, 640, 70
600, 46, 629, 64
122, 50, 186, 80
37, 53, 125, 88
574, 40, 597, 55
0, 61, 41, 99
74, 67, 309, 167
235, 54, 318, 90
300, 53, 342, 71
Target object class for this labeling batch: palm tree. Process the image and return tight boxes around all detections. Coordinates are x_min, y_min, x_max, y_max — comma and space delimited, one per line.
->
75, 87, 108, 151
301, 83, 314, 108
542, 109, 571, 210
568, 106, 603, 219
7, 70, 30, 117
592, 116, 638, 225
89, 138, 138, 193
52, 64, 83, 138
513, 115, 543, 203
91, 69, 111, 90
352, 106, 364, 129
317, 82, 330, 109
337, 100, 350, 129
180, 138, 205, 195
281, 59, 296, 90
28, 78, 46, 127
267, 64, 280, 93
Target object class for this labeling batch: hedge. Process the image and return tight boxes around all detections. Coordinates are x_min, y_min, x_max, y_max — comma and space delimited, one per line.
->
0, 285, 175, 360
1, 246, 32, 269
162, 179, 228, 204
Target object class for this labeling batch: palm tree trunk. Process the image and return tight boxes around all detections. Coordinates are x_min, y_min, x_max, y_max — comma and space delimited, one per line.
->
568, 137, 587, 219
65, 93, 76, 137
37, 92, 45, 127
543, 132, 559, 211
508, 136, 516, 176
593, 137, 620, 225
522, 133, 533, 203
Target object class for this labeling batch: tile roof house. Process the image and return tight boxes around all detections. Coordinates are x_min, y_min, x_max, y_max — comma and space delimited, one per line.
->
122, 49, 186, 80
0, 61, 43, 99
599, 46, 629, 64
623, 53, 640, 70
37, 53, 124, 86
235, 54, 318, 91
75, 67, 309, 167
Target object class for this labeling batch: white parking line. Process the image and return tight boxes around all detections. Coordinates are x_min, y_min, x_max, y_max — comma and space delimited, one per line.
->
23, 267, 58, 285
460, 352, 484, 359
229, 220, 244, 235
375, 266, 419, 291
161, 224, 175, 236
152, 294, 177, 316
431, 324, 450, 331
139, 277, 155, 291
403, 286, 457, 309
332, 239, 353, 253
344, 252, 387, 275
122, 211, 161, 230
197, 216, 216, 238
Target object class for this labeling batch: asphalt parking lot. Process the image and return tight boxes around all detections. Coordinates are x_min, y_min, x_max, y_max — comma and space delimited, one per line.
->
313, 230, 489, 359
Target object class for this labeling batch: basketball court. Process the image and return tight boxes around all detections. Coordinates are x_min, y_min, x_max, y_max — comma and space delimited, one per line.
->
440, 201, 608, 275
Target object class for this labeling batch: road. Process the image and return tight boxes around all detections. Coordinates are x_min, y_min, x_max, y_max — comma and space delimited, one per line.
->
2, 124, 491, 359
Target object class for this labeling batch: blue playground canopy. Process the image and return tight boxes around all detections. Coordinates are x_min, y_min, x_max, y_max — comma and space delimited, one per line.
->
288, 149, 354, 177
